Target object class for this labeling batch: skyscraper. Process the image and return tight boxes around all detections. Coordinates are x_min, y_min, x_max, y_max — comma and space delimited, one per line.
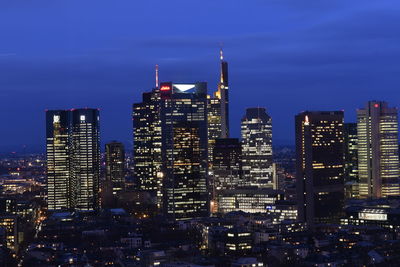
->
217, 48, 229, 139
212, 138, 242, 213
70, 109, 101, 211
344, 123, 359, 198
133, 88, 162, 194
207, 49, 230, 163
159, 82, 209, 220
241, 108, 273, 188
213, 138, 242, 192
46, 108, 100, 211
105, 141, 125, 194
357, 101, 400, 198
295, 111, 344, 227
46, 110, 71, 210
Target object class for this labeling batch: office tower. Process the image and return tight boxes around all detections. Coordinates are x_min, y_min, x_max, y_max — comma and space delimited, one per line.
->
207, 97, 222, 162
46, 108, 100, 211
133, 89, 162, 194
213, 138, 242, 191
207, 49, 230, 162
212, 138, 241, 213
70, 109, 101, 211
46, 110, 71, 210
295, 111, 344, 227
344, 123, 359, 198
357, 101, 400, 198
218, 48, 229, 139
159, 82, 209, 220
241, 108, 273, 188
105, 141, 125, 194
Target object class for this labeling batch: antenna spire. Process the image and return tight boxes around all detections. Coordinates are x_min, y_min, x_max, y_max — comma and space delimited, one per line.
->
155, 64, 159, 88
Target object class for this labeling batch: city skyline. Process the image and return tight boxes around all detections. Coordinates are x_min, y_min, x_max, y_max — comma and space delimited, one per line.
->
2, 0, 400, 151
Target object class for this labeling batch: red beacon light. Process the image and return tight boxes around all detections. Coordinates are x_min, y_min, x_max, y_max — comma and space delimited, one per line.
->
374, 104, 379, 108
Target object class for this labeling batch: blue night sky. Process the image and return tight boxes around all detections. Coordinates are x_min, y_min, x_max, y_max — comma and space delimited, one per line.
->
1, 0, 400, 152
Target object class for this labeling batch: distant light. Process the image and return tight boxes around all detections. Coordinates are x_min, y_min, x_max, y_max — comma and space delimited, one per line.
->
160, 85, 171, 91
374, 104, 379, 108
53, 115, 60, 123
174, 84, 195, 92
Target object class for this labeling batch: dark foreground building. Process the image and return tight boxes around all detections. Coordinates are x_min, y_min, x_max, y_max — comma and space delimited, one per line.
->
295, 111, 344, 228
105, 141, 125, 194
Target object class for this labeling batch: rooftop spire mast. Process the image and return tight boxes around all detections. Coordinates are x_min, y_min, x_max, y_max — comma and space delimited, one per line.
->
155, 64, 159, 89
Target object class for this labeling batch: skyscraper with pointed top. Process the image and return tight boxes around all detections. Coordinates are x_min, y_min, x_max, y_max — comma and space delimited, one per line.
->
207, 49, 231, 204
208, 49, 230, 147
133, 65, 162, 195
217, 48, 229, 138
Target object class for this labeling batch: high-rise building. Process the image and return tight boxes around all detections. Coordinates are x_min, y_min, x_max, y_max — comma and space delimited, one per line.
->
207, 49, 230, 162
212, 138, 242, 213
46, 108, 100, 211
357, 101, 400, 198
213, 138, 242, 192
218, 49, 229, 139
46, 110, 71, 210
295, 111, 344, 227
159, 82, 209, 220
105, 141, 125, 194
70, 109, 101, 211
344, 123, 359, 198
241, 108, 273, 188
133, 89, 162, 194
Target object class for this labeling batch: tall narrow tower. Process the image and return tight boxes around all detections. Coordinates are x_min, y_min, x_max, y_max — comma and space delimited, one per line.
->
218, 48, 229, 138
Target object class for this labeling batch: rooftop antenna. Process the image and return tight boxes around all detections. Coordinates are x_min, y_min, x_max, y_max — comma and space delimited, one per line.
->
219, 42, 224, 61
155, 64, 159, 88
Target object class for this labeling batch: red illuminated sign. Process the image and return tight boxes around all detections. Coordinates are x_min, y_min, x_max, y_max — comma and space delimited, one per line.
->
374, 104, 379, 108
160, 85, 171, 91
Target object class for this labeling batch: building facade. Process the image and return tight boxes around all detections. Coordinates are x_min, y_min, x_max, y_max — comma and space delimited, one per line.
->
46, 108, 100, 211
344, 123, 359, 198
357, 101, 400, 198
213, 138, 242, 192
133, 89, 162, 194
105, 141, 125, 194
46, 110, 71, 210
241, 108, 273, 188
159, 82, 209, 220
217, 188, 284, 214
295, 111, 344, 227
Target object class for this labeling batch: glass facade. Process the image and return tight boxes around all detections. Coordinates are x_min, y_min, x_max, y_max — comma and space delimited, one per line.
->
133, 89, 162, 194
46, 109, 100, 211
160, 82, 209, 220
241, 108, 273, 188
357, 101, 400, 198
105, 141, 125, 194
